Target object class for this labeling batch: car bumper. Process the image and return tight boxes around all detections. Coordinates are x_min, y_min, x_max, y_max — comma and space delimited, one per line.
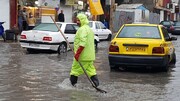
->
108, 54, 169, 67
172, 30, 180, 34
19, 40, 60, 51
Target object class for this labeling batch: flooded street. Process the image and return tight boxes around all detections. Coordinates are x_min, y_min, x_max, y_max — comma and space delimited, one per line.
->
0, 35, 180, 101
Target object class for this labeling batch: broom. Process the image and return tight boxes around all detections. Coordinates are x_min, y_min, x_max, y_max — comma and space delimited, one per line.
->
50, 16, 107, 93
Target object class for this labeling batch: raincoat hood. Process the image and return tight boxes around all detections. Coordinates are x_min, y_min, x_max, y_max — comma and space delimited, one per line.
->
77, 13, 89, 27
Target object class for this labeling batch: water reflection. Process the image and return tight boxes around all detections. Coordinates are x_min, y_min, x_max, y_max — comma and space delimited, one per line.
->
0, 38, 180, 100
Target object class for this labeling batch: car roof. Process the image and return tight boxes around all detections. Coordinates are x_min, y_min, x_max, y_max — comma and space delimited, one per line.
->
55, 22, 76, 24
89, 21, 101, 23
38, 22, 76, 25
161, 20, 170, 22
124, 23, 159, 27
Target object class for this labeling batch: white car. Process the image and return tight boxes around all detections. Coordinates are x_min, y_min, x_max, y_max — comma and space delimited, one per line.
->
19, 22, 99, 54
89, 21, 112, 41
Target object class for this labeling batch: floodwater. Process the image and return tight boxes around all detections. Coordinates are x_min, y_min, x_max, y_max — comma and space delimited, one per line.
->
0, 35, 180, 101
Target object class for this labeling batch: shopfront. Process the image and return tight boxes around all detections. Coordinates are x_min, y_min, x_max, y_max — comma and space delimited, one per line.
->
0, 0, 106, 31
0, 0, 17, 30
17, 0, 74, 25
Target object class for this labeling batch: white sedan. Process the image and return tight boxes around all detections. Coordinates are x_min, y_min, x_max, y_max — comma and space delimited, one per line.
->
89, 21, 112, 41
19, 22, 99, 54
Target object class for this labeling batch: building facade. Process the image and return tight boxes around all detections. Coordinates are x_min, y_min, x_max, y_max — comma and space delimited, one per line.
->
0, 0, 17, 30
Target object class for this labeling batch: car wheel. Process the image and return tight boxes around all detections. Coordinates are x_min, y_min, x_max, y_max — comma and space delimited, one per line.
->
94, 39, 98, 48
161, 65, 169, 72
107, 34, 112, 41
170, 53, 176, 65
170, 53, 176, 68
57, 43, 67, 54
110, 65, 126, 72
110, 65, 118, 71
27, 48, 33, 53
161, 58, 170, 72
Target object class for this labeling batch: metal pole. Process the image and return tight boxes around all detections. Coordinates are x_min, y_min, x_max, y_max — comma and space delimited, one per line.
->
110, 0, 115, 33
179, 2, 180, 21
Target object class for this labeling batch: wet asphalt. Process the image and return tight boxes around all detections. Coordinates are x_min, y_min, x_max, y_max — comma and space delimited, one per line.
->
0, 35, 180, 101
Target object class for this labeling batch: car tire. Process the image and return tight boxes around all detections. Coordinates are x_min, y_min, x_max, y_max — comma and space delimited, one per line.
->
94, 39, 98, 48
110, 65, 126, 72
161, 58, 170, 72
107, 34, 112, 41
27, 48, 33, 54
57, 43, 67, 55
170, 53, 176, 66
162, 65, 169, 72
171, 33, 174, 35
110, 65, 118, 71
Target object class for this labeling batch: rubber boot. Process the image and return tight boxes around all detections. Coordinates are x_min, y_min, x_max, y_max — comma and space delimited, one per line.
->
90, 75, 99, 87
70, 75, 78, 86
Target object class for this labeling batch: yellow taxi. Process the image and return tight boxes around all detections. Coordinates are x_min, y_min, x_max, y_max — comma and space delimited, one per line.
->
108, 23, 177, 72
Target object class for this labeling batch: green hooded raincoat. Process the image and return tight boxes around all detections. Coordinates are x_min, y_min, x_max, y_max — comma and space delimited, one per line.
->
70, 13, 96, 77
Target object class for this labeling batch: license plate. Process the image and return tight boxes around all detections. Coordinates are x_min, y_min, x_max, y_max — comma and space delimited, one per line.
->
29, 43, 39, 47
126, 47, 145, 52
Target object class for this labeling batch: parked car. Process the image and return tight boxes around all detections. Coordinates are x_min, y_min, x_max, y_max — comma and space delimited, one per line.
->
159, 21, 174, 33
171, 21, 180, 35
89, 21, 112, 41
108, 23, 177, 72
20, 22, 100, 54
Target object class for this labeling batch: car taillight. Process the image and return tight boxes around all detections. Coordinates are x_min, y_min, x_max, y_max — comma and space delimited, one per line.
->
109, 45, 119, 52
43, 37, 52, 41
20, 35, 26, 39
152, 47, 164, 54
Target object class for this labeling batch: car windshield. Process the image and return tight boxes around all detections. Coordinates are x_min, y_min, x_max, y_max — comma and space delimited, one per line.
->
117, 26, 161, 39
161, 21, 171, 25
89, 22, 93, 28
33, 23, 62, 32
99, 22, 107, 29
174, 22, 180, 26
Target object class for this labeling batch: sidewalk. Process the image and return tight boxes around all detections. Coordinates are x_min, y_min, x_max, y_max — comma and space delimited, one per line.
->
0, 35, 20, 43
0, 36, 5, 42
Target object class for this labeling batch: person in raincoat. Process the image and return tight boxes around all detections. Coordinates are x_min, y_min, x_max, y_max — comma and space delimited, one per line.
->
70, 13, 99, 87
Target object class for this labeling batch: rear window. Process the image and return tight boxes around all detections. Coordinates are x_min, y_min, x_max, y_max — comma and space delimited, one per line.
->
174, 22, 180, 26
117, 26, 161, 39
161, 21, 171, 25
89, 22, 93, 28
73, 24, 79, 30
33, 23, 62, 32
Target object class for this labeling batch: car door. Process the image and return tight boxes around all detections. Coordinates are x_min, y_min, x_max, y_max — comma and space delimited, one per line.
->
98, 21, 110, 39
161, 27, 174, 60
64, 24, 76, 45
89, 21, 98, 36
94, 22, 105, 40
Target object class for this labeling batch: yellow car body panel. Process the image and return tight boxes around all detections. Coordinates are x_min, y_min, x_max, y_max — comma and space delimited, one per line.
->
110, 38, 174, 56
